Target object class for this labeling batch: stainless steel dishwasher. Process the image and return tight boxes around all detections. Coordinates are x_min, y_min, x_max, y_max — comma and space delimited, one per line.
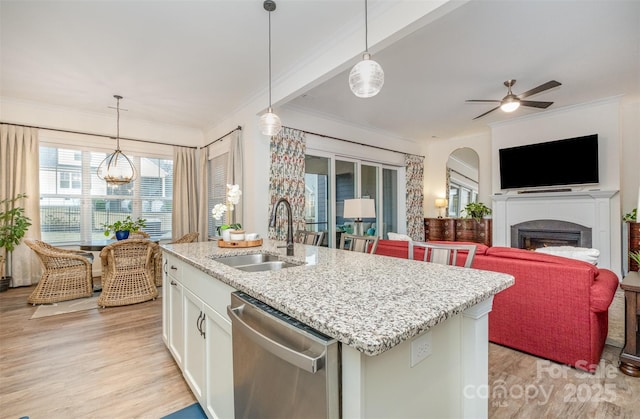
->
227, 291, 340, 418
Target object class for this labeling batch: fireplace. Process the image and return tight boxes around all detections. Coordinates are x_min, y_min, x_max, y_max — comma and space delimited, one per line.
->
511, 219, 592, 250
491, 190, 619, 272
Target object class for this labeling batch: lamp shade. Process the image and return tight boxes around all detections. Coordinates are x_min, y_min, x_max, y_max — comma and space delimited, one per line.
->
344, 198, 376, 219
435, 198, 448, 208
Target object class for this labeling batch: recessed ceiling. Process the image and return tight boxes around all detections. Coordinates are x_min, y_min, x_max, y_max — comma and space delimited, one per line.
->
1, 1, 639, 141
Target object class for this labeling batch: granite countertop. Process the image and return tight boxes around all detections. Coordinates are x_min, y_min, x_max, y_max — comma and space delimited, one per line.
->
162, 239, 514, 356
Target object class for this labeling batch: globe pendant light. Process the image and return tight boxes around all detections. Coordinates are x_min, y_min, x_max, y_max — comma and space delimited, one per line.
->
259, 0, 282, 136
349, 0, 384, 98
97, 95, 137, 185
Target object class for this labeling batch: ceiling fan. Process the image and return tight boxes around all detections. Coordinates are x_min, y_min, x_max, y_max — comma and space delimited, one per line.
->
466, 79, 561, 120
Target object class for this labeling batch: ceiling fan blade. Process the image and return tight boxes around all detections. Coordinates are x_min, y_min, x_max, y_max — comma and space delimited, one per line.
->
472, 106, 500, 120
520, 100, 553, 109
466, 99, 501, 103
518, 80, 561, 99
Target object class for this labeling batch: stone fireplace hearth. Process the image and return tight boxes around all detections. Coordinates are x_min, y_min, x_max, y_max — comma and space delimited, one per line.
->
492, 190, 619, 272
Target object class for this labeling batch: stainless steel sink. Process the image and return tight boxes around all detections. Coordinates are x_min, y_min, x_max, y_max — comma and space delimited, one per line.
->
215, 253, 302, 272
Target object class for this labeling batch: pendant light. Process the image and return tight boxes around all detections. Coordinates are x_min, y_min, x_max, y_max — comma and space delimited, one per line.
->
259, 0, 282, 136
349, 0, 384, 98
97, 95, 137, 185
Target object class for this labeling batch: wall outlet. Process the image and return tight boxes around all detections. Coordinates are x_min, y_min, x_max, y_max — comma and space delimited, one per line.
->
410, 331, 432, 367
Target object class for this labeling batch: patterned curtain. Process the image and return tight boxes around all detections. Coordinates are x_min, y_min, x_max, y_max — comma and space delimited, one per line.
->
405, 154, 425, 241
268, 128, 306, 240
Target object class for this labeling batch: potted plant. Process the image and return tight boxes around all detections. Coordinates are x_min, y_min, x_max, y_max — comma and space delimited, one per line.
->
102, 215, 146, 240
0, 193, 32, 291
461, 202, 492, 221
211, 184, 242, 241
630, 250, 640, 272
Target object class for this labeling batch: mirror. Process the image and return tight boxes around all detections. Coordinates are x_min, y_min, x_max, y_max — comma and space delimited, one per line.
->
446, 148, 479, 217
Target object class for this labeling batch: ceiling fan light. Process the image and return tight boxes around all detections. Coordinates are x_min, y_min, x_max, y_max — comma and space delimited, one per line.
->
500, 99, 520, 113
259, 108, 282, 136
349, 53, 385, 98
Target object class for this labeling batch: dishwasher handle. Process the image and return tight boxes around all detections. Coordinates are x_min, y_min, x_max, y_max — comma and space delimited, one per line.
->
227, 305, 324, 374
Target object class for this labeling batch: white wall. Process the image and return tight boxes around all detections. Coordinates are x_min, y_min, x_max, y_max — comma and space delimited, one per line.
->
1, 97, 203, 147
422, 131, 491, 218
490, 97, 622, 193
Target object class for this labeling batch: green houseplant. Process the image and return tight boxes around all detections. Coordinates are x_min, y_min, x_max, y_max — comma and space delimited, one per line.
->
623, 208, 637, 222
630, 250, 640, 272
0, 193, 32, 291
461, 202, 492, 221
102, 216, 146, 240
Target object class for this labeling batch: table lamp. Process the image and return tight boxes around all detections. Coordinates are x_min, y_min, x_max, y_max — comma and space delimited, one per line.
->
344, 198, 376, 235
435, 198, 448, 218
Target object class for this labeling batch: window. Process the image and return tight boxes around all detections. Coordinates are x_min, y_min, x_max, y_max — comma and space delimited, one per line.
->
39, 145, 173, 244
208, 152, 228, 238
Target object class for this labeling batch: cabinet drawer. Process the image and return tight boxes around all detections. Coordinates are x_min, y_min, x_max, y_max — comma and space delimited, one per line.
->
164, 253, 182, 281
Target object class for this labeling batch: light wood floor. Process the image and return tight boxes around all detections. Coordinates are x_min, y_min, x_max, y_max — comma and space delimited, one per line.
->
1, 285, 639, 419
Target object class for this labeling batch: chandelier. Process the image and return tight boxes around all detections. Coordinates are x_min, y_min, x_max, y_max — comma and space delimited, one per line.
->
97, 95, 137, 185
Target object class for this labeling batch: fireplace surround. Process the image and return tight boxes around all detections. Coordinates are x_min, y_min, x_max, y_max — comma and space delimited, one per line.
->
492, 190, 619, 272
511, 219, 592, 250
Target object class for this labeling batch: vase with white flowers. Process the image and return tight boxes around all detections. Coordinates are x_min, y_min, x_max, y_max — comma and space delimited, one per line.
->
212, 184, 242, 241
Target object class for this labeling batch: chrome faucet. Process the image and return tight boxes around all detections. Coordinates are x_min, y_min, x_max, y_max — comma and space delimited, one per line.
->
269, 198, 294, 256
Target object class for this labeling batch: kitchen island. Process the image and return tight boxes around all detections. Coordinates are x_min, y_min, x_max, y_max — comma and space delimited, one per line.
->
161, 239, 514, 419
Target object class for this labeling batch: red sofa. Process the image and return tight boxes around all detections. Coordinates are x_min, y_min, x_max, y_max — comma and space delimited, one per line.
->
374, 239, 619, 372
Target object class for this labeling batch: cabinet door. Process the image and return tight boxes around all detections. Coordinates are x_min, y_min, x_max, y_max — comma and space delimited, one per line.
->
162, 258, 169, 345
183, 288, 206, 402
203, 304, 235, 419
168, 274, 184, 367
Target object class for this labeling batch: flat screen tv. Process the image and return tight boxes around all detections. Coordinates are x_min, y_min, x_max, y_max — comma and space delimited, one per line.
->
499, 134, 599, 190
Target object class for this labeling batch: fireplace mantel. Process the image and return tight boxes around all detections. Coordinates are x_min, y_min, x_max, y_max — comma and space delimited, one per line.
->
492, 190, 619, 270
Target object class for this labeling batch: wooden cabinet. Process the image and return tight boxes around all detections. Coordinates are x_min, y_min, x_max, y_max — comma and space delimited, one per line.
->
629, 222, 640, 272
163, 253, 236, 419
619, 272, 640, 377
424, 218, 456, 241
424, 218, 492, 246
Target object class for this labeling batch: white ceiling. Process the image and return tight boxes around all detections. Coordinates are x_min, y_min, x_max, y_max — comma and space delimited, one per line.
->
2, 0, 639, 142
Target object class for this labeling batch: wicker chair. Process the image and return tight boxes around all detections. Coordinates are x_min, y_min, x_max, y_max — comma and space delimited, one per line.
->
97, 239, 158, 307
153, 232, 199, 287
25, 239, 94, 305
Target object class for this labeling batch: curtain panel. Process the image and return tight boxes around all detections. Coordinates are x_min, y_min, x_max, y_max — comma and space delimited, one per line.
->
172, 146, 198, 239
268, 128, 306, 240
1, 124, 42, 286
405, 154, 425, 241
226, 130, 244, 226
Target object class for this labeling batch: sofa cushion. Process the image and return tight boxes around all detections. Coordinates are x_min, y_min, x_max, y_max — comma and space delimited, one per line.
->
535, 246, 599, 265
485, 246, 599, 275
387, 232, 412, 241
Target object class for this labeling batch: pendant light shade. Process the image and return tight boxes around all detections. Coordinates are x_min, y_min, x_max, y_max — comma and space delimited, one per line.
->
259, 108, 282, 136
349, 0, 384, 98
349, 53, 385, 98
97, 95, 137, 185
260, 0, 282, 136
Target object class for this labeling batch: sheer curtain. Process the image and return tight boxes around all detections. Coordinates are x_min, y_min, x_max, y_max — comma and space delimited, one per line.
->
405, 154, 425, 241
268, 127, 306, 240
0, 124, 41, 286
172, 146, 198, 239
197, 147, 209, 241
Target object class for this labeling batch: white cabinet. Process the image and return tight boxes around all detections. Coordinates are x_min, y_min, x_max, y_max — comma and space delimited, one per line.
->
183, 287, 206, 401
163, 254, 184, 367
162, 252, 236, 419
